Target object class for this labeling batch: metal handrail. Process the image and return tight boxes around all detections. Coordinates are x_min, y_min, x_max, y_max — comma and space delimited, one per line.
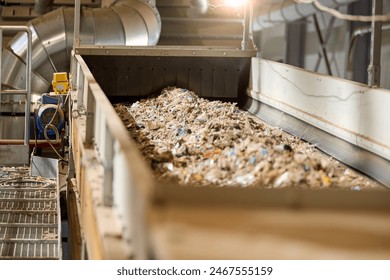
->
0, 25, 32, 146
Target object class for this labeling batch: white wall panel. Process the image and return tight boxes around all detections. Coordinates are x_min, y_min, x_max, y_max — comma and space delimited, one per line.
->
250, 57, 390, 160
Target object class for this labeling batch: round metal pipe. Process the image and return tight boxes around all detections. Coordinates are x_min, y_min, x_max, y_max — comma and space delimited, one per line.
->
253, 0, 359, 31
368, 0, 383, 87
241, 0, 251, 50
0, 139, 60, 146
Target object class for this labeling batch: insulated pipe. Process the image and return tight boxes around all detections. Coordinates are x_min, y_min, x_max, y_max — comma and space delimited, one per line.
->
253, 0, 359, 31
1, 0, 161, 94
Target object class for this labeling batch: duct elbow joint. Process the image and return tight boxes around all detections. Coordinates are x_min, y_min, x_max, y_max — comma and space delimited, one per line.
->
112, 0, 161, 46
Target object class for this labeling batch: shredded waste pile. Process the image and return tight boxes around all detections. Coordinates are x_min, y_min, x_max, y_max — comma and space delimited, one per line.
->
0, 167, 30, 179
115, 87, 382, 189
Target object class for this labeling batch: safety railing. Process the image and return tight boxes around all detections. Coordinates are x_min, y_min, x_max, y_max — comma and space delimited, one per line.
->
0, 25, 32, 165
0, 26, 32, 146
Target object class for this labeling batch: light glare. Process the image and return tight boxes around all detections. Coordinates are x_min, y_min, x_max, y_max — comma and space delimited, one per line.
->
223, 0, 247, 8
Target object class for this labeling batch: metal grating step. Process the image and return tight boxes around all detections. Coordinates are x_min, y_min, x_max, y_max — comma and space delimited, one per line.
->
0, 211, 58, 224
0, 174, 61, 260
0, 240, 59, 260
0, 199, 57, 211
0, 225, 58, 240
0, 188, 57, 199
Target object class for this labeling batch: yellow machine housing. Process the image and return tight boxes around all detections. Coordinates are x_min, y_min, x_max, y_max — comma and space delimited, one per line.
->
52, 72, 70, 94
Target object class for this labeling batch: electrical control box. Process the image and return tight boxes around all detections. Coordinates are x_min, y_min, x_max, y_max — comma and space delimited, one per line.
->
52, 72, 70, 95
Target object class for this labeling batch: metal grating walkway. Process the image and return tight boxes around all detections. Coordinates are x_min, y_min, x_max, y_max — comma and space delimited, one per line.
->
0, 169, 61, 260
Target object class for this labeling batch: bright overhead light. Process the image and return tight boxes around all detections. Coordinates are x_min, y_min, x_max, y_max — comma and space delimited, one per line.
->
223, 0, 248, 8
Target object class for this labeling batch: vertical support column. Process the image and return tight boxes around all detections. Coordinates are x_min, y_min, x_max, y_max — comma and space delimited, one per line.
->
71, 0, 81, 91
74, 0, 81, 49
25, 29, 32, 146
241, 0, 253, 50
367, 0, 383, 87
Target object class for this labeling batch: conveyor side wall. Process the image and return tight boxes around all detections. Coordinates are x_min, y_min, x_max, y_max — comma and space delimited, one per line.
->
79, 47, 255, 102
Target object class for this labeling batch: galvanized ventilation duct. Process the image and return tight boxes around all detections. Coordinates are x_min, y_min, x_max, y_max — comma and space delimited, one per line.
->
1, 0, 161, 93
253, 0, 359, 31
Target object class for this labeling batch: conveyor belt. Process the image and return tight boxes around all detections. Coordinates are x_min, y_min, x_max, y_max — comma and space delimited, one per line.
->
0, 173, 61, 260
